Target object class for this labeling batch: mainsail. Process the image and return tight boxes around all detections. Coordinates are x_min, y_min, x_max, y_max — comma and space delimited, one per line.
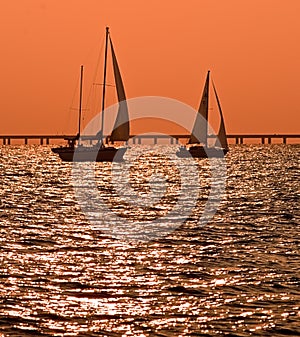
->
188, 71, 210, 146
212, 80, 228, 150
109, 37, 130, 142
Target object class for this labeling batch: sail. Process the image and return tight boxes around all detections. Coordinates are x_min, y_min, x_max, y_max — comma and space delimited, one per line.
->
188, 71, 210, 145
212, 80, 228, 149
109, 37, 130, 142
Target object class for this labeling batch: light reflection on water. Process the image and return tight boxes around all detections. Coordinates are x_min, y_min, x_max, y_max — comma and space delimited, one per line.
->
0, 144, 299, 336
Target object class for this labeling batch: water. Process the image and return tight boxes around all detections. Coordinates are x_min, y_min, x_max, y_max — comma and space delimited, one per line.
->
0, 144, 299, 336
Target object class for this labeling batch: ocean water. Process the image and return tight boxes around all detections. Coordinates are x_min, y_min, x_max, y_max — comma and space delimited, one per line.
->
0, 144, 299, 336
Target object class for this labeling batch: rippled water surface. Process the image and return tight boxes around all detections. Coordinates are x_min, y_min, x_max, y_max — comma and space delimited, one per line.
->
0, 145, 299, 336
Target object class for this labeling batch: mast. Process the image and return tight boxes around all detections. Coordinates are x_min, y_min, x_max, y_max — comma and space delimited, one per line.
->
77, 65, 84, 145
100, 26, 110, 143
204, 70, 210, 147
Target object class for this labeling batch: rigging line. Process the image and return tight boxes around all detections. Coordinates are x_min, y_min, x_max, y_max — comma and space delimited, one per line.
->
65, 69, 83, 134
85, 36, 105, 117
69, 70, 81, 111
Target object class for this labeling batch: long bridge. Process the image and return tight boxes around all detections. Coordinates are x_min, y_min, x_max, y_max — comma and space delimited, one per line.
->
0, 134, 299, 145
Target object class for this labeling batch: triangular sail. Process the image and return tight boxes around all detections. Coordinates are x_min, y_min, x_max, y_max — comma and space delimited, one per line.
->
188, 71, 210, 145
212, 80, 228, 149
109, 37, 130, 142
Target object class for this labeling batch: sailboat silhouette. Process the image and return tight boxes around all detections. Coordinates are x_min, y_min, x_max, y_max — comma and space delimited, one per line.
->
176, 71, 229, 158
52, 27, 130, 162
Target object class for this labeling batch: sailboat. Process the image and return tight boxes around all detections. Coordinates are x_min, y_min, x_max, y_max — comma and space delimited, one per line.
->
52, 27, 130, 162
176, 70, 229, 158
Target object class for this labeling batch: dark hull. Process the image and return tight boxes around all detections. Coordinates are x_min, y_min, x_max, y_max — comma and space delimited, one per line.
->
176, 146, 228, 158
51, 146, 127, 162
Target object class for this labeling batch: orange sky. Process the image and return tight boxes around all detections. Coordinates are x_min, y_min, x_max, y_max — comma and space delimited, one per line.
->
0, 0, 299, 135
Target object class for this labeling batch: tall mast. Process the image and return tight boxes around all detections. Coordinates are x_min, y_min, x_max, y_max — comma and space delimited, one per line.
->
77, 65, 84, 144
100, 26, 110, 142
205, 70, 210, 147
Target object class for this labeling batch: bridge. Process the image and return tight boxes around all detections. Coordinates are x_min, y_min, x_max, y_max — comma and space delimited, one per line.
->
0, 134, 299, 145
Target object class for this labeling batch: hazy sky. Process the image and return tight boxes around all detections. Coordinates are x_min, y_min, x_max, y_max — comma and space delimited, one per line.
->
0, 0, 299, 134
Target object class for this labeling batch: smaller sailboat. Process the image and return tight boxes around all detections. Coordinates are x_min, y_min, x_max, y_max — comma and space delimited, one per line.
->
52, 27, 130, 162
176, 70, 229, 158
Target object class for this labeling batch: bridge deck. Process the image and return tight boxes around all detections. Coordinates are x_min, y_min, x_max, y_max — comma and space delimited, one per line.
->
0, 134, 299, 145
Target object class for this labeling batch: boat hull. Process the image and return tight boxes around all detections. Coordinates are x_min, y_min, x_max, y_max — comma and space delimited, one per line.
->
51, 146, 127, 162
176, 146, 228, 158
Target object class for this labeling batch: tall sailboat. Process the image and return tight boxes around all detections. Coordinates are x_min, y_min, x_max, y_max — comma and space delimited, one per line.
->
176, 70, 229, 158
52, 27, 130, 162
